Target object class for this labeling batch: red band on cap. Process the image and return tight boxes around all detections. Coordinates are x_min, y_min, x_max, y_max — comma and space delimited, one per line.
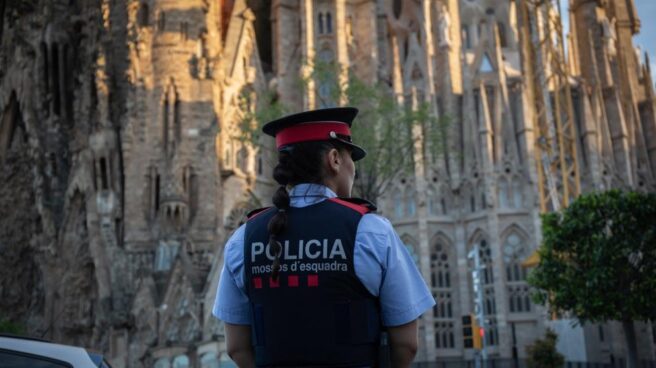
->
276, 121, 351, 148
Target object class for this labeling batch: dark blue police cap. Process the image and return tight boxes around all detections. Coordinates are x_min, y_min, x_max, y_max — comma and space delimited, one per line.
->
262, 107, 367, 161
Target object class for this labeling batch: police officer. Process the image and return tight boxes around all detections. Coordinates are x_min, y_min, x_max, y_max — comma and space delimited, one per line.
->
213, 107, 435, 367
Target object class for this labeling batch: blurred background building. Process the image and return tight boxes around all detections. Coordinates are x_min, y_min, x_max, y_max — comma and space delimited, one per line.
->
0, 0, 654, 367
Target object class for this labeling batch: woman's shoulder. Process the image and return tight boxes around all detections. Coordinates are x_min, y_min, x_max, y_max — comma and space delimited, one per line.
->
358, 212, 395, 236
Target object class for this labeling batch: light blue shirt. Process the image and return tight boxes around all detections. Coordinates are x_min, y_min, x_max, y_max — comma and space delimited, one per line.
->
213, 183, 435, 327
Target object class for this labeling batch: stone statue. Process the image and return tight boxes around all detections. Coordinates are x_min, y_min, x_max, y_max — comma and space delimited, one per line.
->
601, 17, 617, 57
437, 3, 452, 49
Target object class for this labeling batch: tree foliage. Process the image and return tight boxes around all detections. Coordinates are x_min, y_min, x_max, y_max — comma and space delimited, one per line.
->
529, 189, 656, 322
525, 329, 565, 368
0, 317, 25, 335
238, 58, 447, 203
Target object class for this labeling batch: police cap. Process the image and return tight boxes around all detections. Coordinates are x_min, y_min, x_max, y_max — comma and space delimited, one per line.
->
262, 107, 367, 161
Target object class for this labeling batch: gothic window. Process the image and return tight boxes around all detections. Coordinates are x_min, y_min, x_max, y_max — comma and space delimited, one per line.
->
318, 13, 324, 34
511, 176, 523, 208
477, 181, 485, 209
431, 239, 455, 349
392, 0, 402, 18
145, 166, 160, 219
326, 12, 333, 34
498, 178, 510, 208
99, 157, 109, 190
427, 186, 436, 215
503, 232, 531, 313
163, 80, 180, 154
138, 2, 149, 27
317, 47, 336, 108
462, 182, 473, 213
462, 26, 471, 49
155, 242, 179, 271
393, 190, 403, 218
405, 190, 416, 217
497, 22, 508, 48
158, 12, 166, 31
182, 165, 196, 219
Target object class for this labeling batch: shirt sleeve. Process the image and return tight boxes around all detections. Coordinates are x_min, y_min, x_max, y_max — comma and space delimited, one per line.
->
354, 214, 436, 327
212, 225, 252, 325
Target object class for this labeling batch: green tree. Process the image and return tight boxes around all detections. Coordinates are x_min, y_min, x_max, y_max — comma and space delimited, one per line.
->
239, 58, 446, 204
525, 329, 565, 368
0, 317, 25, 335
528, 190, 656, 368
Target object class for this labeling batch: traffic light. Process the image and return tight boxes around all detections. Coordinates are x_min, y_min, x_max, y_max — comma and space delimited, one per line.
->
462, 314, 483, 349
472, 315, 483, 349
462, 315, 474, 348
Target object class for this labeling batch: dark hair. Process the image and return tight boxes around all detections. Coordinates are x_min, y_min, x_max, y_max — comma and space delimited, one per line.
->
267, 140, 348, 279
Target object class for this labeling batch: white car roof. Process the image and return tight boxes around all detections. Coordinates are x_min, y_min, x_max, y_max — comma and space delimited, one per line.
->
0, 336, 98, 367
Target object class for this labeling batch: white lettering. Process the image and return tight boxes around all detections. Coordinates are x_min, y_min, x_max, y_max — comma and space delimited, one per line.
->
323, 239, 328, 258
329, 239, 347, 260
252, 242, 264, 262
306, 239, 322, 259
283, 240, 297, 260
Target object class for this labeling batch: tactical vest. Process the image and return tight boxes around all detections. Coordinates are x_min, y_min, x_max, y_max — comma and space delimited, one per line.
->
244, 198, 381, 367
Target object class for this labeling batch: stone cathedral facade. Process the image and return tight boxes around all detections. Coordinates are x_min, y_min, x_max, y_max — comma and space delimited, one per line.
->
0, 0, 655, 367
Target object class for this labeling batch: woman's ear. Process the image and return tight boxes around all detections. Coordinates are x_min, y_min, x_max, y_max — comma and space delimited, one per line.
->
326, 148, 341, 173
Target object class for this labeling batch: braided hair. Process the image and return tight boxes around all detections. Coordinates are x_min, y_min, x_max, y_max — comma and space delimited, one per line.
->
267, 140, 348, 280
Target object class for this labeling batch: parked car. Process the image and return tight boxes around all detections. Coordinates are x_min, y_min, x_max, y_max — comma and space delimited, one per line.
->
0, 334, 110, 368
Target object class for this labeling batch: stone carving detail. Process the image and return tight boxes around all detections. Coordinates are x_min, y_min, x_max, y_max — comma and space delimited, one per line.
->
437, 3, 452, 49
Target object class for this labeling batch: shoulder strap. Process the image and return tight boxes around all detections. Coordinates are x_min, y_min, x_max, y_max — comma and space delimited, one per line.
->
246, 207, 273, 220
328, 197, 377, 215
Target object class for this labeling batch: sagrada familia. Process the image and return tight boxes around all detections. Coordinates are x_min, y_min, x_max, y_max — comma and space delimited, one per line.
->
0, 0, 654, 367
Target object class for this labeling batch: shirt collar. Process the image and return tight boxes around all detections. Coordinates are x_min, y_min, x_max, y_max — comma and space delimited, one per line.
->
289, 183, 337, 208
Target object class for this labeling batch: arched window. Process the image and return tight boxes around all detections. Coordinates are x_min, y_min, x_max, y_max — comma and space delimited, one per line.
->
498, 178, 510, 208
431, 238, 455, 348
163, 80, 180, 155
511, 177, 523, 208
138, 2, 149, 27
317, 47, 336, 108
318, 13, 324, 34
503, 232, 531, 313
326, 12, 333, 34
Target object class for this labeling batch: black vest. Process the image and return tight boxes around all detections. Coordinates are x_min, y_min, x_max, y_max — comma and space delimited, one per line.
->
244, 198, 381, 367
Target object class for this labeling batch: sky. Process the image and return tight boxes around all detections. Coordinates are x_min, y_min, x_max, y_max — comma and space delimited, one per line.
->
560, 0, 656, 79
633, 0, 656, 75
